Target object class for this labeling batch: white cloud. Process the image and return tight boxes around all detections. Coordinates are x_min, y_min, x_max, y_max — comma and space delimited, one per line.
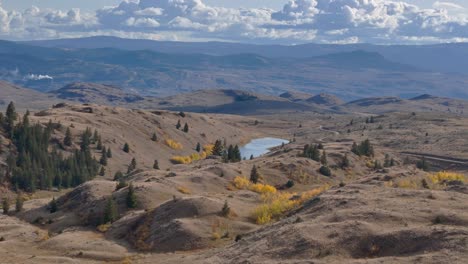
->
0, 0, 468, 44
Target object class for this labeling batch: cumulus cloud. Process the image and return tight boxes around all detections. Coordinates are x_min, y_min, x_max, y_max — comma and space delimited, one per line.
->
0, 0, 468, 44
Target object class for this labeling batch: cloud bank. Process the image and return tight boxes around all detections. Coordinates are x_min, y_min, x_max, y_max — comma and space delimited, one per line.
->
1, 0, 468, 44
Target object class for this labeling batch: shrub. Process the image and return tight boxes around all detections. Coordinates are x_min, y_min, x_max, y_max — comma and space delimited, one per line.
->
177, 186, 191, 194
252, 186, 329, 225
319, 166, 332, 176
170, 156, 192, 164
165, 139, 183, 150
232, 176, 250, 189
428, 171, 465, 184
396, 179, 418, 189
232, 176, 276, 195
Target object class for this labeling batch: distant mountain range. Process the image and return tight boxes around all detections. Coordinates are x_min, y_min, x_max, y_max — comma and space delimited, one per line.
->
0, 37, 467, 100
24, 36, 468, 73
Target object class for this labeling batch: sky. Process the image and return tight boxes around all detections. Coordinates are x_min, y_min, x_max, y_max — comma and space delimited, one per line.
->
1, 0, 468, 44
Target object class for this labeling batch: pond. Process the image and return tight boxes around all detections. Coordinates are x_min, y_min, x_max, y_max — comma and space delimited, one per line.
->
240, 137, 289, 160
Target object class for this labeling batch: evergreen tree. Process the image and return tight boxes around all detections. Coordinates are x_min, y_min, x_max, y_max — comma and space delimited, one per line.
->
126, 184, 137, 209
64, 127, 72, 147
80, 128, 92, 152
96, 138, 103, 150
15, 193, 23, 213
2, 198, 9, 214
227, 145, 234, 161
107, 148, 112, 158
99, 166, 106, 176
176, 120, 181, 130
221, 200, 231, 217
5, 101, 17, 134
195, 142, 201, 152
100, 147, 108, 166
351, 139, 374, 157
93, 129, 99, 144
114, 171, 124, 181
319, 166, 332, 177
153, 160, 160, 170
151, 133, 158, 142
123, 143, 130, 153
103, 197, 118, 224
212, 140, 223, 156
183, 123, 189, 133
116, 179, 128, 191
49, 197, 58, 213
416, 157, 430, 171
320, 150, 328, 165
340, 154, 350, 169
127, 158, 137, 173
233, 145, 241, 162
250, 165, 260, 184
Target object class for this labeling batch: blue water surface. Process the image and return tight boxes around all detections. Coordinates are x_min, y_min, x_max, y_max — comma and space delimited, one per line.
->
240, 137, 289, 160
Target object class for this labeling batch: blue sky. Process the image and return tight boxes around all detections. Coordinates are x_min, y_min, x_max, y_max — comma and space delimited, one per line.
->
1, 0, 468, 44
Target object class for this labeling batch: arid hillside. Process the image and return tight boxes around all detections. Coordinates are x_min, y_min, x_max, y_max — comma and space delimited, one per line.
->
0, 95, 467, 264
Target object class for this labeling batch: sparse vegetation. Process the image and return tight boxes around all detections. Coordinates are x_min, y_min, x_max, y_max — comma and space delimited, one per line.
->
252, 185, 329, 225
177, 186, 191, 194
250, 165, 260, 183
165, 139, 183, 150
123, 142, 130, 153
351, 139, 374, 157
126, 184, 137, 209
103, 197, 118, 224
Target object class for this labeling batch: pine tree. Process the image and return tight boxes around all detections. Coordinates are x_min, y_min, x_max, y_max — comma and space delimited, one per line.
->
212, 140, 223, 156
114, 171, 124, 181
183, 123, 189, 133
227, 145, 234, 161
126, 184, 137, 209
151, 133, 158, 142
107, 148, 112, 158
100, 147, 108, 166
49, 197, 58, 213
153, 160, 159, 170
96, 138, 103, 150
233, 145, 241, 162
123, 143, 130, 153
195, 142, 201, 152
64, 127, 72, 146
351, 142, 359, 155
341, 154, 350, 169
80, 128, 92, 152
320, 150, 328, 165
2, 198, 10, 214
93, 129, 99, 144
103, 197, 118, 224
15, 193, 23, 213
250, 165, 260, 184
99, 166, 106, 176
221, 200, 231, 217
5, 101, 17, 134
319, 166, 332, 177
176, 120, 181, 130
127, 158, 137, 173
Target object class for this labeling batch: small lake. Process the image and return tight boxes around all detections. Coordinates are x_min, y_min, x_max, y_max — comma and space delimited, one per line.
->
240, 137, 289, 160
